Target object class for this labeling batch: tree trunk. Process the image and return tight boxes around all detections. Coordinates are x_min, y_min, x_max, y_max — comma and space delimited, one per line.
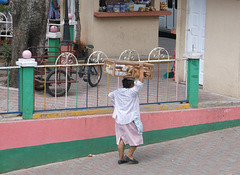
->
9, 0, 50, 87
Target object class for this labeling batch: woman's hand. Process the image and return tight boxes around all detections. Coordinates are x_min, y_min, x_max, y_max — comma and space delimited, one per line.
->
138, 62, 144, 83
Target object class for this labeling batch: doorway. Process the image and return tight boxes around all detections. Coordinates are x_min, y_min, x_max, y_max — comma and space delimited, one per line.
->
185, 0, 206, 85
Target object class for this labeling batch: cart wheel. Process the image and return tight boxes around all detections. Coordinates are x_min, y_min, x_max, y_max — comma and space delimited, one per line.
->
35, 77, 44, 91
46, 69, 71, 97
87, 65, 102, 87
34, 67, 51, 91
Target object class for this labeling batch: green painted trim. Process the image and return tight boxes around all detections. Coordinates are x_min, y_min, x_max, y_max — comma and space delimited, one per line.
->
7, 69, 9, 112
22, 67, 34, 119
2, 119, 240, 173
69, 25, 74, 42
48, 38, 60, 65
187, 59, 199, 108
19, 68, 23, 112
144, 118, 240, 144
0, 135, 116, 173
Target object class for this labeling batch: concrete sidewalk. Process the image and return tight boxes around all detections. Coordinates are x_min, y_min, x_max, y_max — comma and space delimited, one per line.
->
3, 126, 240, 175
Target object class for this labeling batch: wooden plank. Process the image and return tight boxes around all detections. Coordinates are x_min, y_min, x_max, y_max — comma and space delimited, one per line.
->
103, 59, 154, 79
94, 11, 172, 18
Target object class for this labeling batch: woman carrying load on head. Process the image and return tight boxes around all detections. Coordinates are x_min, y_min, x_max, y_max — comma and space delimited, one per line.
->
108, 62, 145, 164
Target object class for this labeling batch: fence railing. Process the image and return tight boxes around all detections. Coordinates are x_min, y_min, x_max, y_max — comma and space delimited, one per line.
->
0, 12, 13, 38
32, 60, 186, 113
0, 48, 200, 118
0, 66, 20, 115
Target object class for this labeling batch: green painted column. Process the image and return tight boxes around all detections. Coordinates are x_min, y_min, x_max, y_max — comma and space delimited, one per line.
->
17, 57, 37, 119
47, 32, 62, 65
22, 67, 35, 119
69, 25, 74, 42
69, 20, 76, 43
19, 68, 23, 112
187, 58, 200, 108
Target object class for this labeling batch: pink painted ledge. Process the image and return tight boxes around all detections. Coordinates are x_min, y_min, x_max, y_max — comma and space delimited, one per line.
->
1, 106, 240, 150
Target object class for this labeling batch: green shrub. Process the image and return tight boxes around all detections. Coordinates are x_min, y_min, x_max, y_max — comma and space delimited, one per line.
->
3, 38, 11, 65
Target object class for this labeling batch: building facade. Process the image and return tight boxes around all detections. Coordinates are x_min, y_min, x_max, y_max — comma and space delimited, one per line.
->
176, 0, 240, 98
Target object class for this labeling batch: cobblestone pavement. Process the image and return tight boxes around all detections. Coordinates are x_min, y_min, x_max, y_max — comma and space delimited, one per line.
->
3, 126, 240, 175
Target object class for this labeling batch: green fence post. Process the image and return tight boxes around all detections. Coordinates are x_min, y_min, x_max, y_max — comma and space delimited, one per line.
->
69, 19, 76, 50
16, 51, 37, 119
19, 68, 23, 112
185, 52, 202, 108
69, 25, 74, 42
47, 31, 62, 65
69, 15, 76, 42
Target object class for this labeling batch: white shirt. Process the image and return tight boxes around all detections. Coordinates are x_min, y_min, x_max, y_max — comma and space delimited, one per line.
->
108, 80, 144, 124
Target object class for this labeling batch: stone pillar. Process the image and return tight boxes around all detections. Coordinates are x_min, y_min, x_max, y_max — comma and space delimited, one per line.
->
47, 29, 62, 65
16, 51, 37, 119
69, 20, 76, 42
184, 52, 202, 108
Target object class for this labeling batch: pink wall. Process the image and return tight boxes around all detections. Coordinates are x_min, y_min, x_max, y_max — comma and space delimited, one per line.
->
1, 106, 240, 151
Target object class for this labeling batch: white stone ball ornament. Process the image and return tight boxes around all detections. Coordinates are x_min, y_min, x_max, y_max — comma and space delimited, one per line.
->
50, 25, 58, 32
16, 50, 37, 67
22, 50, 32, 59
68, 13, 73, 19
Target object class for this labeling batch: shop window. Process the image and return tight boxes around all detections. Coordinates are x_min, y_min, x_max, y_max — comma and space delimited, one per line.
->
99, 0, 106, 6
102, 0, 153, 5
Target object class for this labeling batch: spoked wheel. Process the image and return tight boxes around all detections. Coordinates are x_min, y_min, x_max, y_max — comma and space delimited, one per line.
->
35, 77, 44, 91
87, 65, 102, 87
46, 69, 71, 97
34, 67, 51, 91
